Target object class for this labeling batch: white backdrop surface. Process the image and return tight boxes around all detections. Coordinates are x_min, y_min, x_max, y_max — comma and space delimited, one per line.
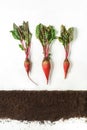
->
0, 0, 87, 90
0, 0, 87, 129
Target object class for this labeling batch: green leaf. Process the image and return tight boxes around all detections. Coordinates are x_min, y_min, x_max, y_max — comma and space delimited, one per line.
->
13, 23, 18, 31
36, 23, 56, 46
68, 27, 74, 34
36, 24, 45, 46
36, 24, 40, 38
13, 24, 21, 38
18, 26, 25, 40
48, 26, 56, 43
60, 25, 66, 35
10, 30, 20, 40
11, 21, 32, 49
10, 23, 21, 40
58, 25, 74, 46
19, 44, 24, 50
68, 27, 74, 42
23, 21, 32, 45
58, 37, 64, 44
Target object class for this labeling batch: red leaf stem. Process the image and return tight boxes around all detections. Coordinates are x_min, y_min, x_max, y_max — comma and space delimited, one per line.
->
43, 45, 50, 58
25, 46, 30, 59
64, 44, 69, 59
21, 40, 26, 50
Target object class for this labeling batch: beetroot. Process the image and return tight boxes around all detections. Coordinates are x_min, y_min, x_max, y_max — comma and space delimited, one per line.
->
42, 58, 51, 84
24, 58, 31, 75
63, 58, 70, 78
36, 23, 56, 84
10, 21, 37, 85
58, 25, 74, 78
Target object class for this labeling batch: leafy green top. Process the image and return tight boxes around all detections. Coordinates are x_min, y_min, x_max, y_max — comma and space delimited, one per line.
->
58, 25, 74, 47
10, 21, 32, 50
36, 23, 56, 46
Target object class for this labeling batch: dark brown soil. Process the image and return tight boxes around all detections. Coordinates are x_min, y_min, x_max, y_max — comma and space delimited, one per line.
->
0, 91, 87, 122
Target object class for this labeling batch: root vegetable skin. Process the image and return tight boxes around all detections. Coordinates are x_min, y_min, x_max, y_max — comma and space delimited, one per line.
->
24, 58, 31, 74
42, 58, 51, 84
24, 58, 38, 85
63, 58, 70, 78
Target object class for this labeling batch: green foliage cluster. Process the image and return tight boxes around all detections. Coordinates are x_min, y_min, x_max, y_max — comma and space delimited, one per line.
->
58, 25, 74, 47
10, 22, 74, 50
36, 23, 56, 46
10, 21, 32, 50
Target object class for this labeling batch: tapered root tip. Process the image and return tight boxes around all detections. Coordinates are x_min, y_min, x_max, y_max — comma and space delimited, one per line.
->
46, 79, 48, 84
64, 73, 67, 79
27, 72, 38, 86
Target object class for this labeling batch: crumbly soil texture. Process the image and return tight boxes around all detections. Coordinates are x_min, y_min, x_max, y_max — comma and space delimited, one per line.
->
0, 91, 87, 122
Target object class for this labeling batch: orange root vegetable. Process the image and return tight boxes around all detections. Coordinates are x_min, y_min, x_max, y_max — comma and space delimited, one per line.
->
58, 25, 74, 78
63, 58, 70, 78
24, 58, 38, 86
42, 58, 51, 84
36, 23, 56, 83
11, 22, 38, 85
24, 58, 31, 74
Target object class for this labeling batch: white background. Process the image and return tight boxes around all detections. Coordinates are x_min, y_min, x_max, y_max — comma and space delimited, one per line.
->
0, 0, 87, 129
0, 0, 87, 90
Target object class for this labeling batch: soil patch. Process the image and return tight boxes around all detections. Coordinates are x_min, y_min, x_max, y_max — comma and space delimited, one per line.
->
0, 91, 87, 122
